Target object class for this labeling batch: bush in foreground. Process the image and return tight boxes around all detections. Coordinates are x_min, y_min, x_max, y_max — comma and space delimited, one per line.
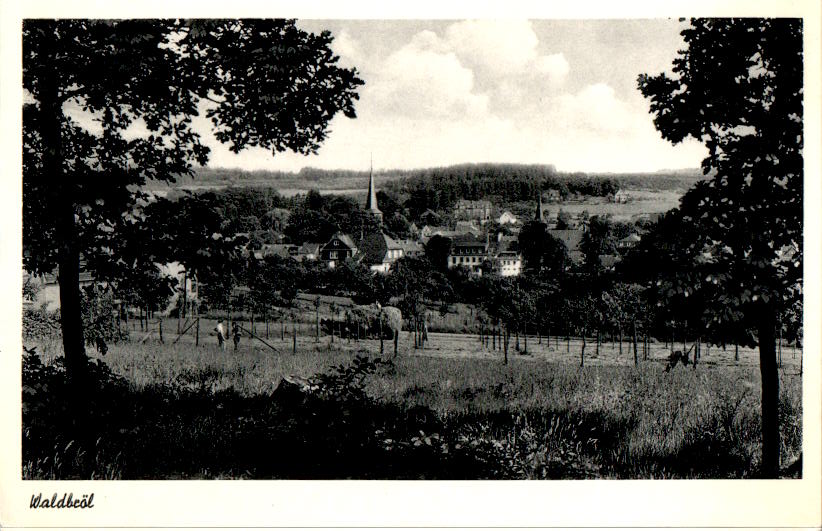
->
22, 349, 801, 479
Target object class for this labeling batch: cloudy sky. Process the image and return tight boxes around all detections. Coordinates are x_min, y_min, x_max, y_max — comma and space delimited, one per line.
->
202, 19, 709, 173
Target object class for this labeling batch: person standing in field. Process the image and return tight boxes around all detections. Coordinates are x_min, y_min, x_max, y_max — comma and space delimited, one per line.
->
232, 322, 241, 351
215, 320, 226, 350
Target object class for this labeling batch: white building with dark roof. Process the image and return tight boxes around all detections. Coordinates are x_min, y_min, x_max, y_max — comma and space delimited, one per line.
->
357, 232, 404, 273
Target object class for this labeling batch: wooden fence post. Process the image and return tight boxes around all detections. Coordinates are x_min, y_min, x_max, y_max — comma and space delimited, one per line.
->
503, 328, 509, 365
195, 316, 200, 346
158, 318, 164, 343
379, 314, 384, 354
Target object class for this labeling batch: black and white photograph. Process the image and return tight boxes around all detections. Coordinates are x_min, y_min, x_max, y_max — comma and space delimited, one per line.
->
3, 1, 821, 528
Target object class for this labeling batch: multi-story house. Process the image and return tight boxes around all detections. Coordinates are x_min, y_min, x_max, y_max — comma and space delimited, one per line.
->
454, 199, 492, 224
447, 235, 489, 275
320, 233, 358, 268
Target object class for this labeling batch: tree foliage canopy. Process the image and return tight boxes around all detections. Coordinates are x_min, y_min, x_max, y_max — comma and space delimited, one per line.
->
638, 18, 803, 330
23, 19, 364, 378
638, 18, 803, 477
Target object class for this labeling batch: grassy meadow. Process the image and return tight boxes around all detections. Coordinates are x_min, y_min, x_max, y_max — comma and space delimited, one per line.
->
23, 326, 803, 480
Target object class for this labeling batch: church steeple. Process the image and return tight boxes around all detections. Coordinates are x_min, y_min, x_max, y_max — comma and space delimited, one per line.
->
365, 155, 383, 223
535, 192, 545, 223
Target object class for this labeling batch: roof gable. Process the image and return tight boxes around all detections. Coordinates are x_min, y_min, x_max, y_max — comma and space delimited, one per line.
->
547, 229, 584, 251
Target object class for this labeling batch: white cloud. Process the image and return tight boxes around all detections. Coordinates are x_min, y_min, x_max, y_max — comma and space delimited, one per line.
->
445, 20, 538, 74
444, 20, 568, 87
535, 53, 570, 81
553, 83, 640, 134
361, 35, 489, 121
330, 30, 361, 67
198, 20, 707, 174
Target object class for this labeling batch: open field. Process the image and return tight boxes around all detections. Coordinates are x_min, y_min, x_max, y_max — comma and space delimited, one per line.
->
25, 328, 802, 479
540, 190, 682, 221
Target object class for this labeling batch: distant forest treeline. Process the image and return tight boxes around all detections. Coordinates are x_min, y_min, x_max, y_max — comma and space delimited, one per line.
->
157, 163, 707, 198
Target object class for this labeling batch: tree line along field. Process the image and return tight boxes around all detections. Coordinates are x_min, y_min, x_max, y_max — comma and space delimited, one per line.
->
24, 321, 802, 479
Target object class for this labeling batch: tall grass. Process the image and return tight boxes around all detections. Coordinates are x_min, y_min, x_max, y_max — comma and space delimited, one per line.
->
24, 334, 802, 479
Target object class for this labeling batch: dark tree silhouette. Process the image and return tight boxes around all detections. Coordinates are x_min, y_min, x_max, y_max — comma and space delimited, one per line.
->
638, 18, 803, 477
23, 19, 363, 385
424, 235, 453, 272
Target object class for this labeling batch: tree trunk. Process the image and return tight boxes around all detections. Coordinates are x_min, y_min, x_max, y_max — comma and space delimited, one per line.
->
57, 226, 87, 384
492, 327, 496, 350
515, 330, 520, 351
195, 315, 200, 346
618, 325, 623, 356
778, 326, 782, 368
595, 329, 600, 356
758, 309, 780, 478
735, 344, 739, 362
292, 319, 297, 354
632, 320, 638, 366
394, 330, 399, 356
523, 322, 528, 353
281, 319, 285, 341
43, 47, 88, 387
177, 272, 183, 334
158, 318, 163, 343
580, 330, 586, 368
